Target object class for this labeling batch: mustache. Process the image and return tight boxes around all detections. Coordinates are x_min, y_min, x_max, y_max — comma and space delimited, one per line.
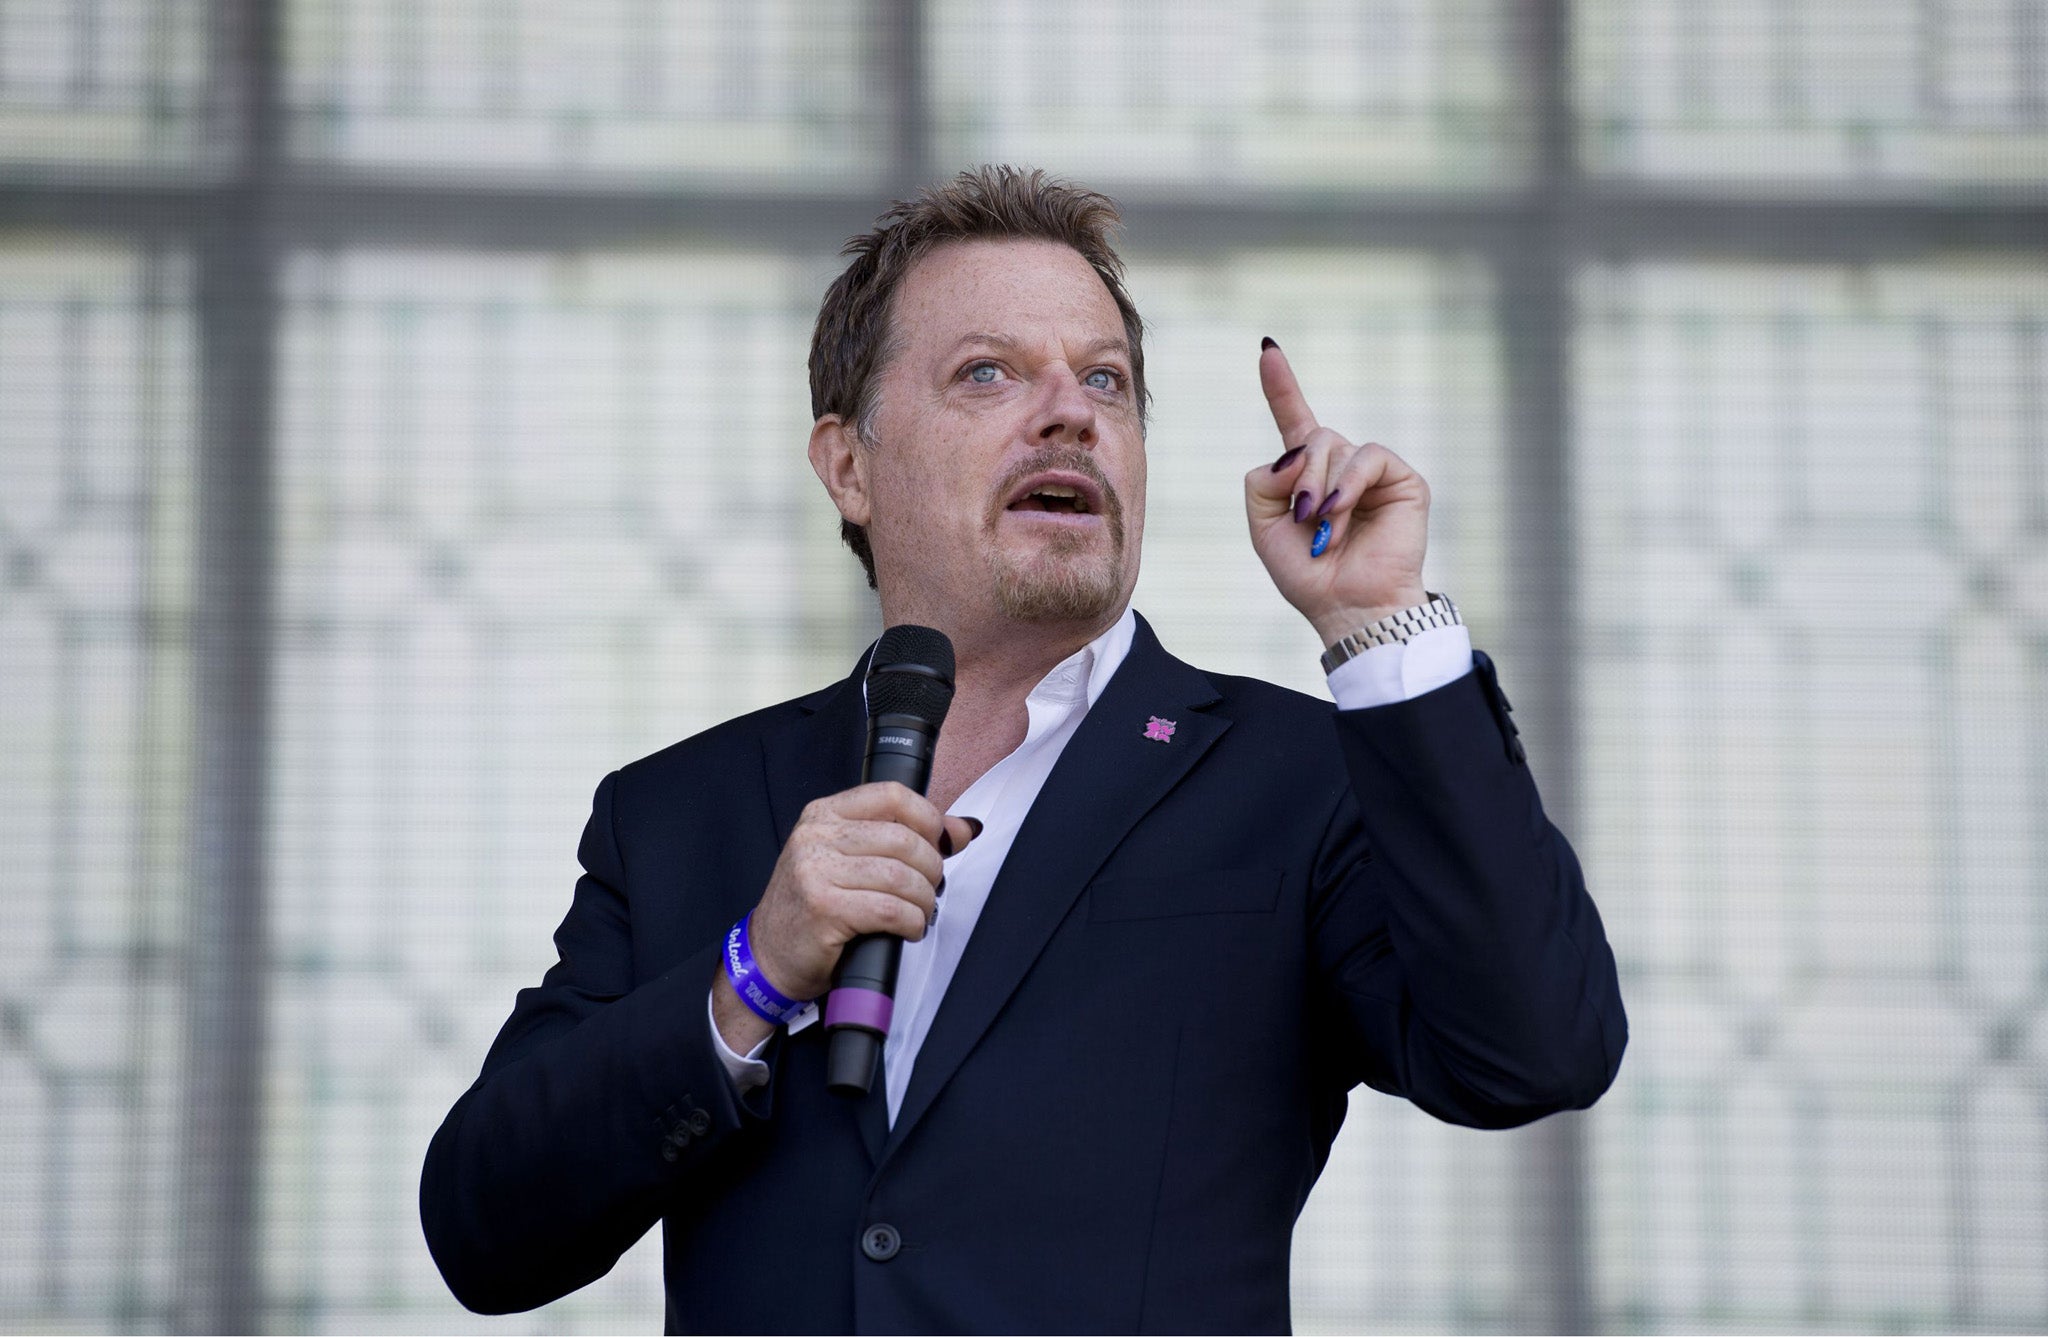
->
987, 447, 1125, 536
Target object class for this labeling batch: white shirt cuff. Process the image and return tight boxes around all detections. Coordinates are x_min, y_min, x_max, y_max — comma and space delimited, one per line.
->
1325, 624, 1474, 709
708, 988, 774, 1094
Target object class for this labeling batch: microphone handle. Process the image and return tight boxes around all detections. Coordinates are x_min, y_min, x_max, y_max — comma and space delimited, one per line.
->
823, 936, 897, 1093
826, 716, 938, 1095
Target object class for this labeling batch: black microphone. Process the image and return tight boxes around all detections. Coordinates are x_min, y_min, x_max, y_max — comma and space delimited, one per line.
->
825, 624, 956, 1096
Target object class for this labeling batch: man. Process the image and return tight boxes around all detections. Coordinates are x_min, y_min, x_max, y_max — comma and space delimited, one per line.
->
421, 166, 1626, 1334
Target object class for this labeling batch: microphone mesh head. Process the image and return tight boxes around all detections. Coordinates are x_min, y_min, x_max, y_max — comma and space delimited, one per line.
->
867, 625, 956, 725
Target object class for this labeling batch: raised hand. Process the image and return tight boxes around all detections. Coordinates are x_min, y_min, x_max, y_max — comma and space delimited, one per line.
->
1242, 339, 1431, 645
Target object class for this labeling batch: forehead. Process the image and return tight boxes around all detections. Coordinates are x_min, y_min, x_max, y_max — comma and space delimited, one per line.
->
889, 238, 1125, 351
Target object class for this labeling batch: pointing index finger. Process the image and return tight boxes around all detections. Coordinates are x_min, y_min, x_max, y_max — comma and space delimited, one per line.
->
1260, 339, 1319, 445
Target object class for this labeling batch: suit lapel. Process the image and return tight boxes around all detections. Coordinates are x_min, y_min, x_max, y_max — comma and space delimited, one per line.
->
882, 615, 1228, 1159
760, 657, 867, 848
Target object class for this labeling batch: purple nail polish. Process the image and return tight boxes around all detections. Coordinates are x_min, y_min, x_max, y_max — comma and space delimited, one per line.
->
1315, 489, 1342, 518
1261, 336, 1278, 351
964, 817, 983, 838
1292, 490, 1314, 523
938, 829, 955, 858
1310, 519, 1332, 557
1270, 444, 1305, 473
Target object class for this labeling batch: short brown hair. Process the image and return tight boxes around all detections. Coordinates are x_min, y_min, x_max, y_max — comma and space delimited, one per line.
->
808, 165, 1149, 588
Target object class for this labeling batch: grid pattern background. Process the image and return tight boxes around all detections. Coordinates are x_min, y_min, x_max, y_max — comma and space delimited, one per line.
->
0, 240, 194, 1331
1578, 262, 2048, 1330
1, 2, 2045, 1333
282, 0, 886, 181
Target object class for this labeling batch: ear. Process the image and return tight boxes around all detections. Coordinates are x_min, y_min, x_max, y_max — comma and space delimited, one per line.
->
808, 415, 872, 527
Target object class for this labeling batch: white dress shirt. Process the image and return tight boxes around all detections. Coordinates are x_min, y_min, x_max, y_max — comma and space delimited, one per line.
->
711, 607, 1475, 1125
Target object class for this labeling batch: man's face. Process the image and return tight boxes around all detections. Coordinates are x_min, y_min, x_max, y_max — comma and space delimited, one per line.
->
854, 238, 1147, 629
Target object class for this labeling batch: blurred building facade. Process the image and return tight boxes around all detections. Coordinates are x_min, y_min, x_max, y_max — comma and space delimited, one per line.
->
1, 1, 2044, 1332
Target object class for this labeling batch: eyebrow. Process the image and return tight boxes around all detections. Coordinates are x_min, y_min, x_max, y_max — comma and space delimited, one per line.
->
948, 331, 1133, 364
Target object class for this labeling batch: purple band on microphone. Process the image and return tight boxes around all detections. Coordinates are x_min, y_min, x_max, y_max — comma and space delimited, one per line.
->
824, 987, 894, 1036
724, 914, 811, 1025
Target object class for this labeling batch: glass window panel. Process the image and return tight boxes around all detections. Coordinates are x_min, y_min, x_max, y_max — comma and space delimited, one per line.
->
268, 245, 870, 1329
283, 0, 886, 184
931, 0, 1527, 192
1577, 260, 2048, 1330
0, 241, 195, 1331
1578, 0, 2048, 187
0, 0, 213, 169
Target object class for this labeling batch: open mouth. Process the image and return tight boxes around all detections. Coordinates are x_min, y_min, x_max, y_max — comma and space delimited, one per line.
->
1008, 484, 1094, 516
1002, 469, 1108, 523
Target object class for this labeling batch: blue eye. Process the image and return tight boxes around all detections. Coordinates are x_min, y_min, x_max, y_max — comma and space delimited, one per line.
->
966, 362, 1000, 384
1084, 369, 1122, 391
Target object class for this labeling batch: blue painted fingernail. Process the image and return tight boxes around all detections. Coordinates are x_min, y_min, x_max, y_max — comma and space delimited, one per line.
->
1309, 519, 1332, 558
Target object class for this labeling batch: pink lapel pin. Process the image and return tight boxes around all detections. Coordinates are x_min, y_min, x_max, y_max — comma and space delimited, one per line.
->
1143, 716, 1177, 743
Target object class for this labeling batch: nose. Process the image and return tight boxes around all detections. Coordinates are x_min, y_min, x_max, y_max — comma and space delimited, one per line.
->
1030, 366, 1098, 448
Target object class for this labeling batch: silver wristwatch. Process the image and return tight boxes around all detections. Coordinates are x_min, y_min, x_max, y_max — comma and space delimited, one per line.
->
1319, 592, 1462, 674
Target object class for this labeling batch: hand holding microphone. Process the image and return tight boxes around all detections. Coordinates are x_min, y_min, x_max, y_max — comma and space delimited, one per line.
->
710, 627, 972, 1092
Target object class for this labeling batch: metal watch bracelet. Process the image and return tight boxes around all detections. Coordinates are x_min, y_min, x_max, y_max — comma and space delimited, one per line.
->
1318, 592, 1462, 675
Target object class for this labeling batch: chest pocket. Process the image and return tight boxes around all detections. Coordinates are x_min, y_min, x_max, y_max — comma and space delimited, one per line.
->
1087, 867, 1282, 923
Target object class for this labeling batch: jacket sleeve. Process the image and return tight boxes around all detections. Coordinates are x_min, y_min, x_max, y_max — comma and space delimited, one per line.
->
419, 769, 771, 1314
1309, 653, 1627, 1128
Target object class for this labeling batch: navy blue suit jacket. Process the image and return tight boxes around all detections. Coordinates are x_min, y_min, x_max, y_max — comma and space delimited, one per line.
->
421, 615, 1626, 1333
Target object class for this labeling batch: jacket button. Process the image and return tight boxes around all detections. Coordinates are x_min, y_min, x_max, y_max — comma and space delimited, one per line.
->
686, 1108, 711, 1137
860, 1223, 901, 1262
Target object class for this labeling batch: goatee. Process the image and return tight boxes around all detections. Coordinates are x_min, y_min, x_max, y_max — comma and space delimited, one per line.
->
984, 447, 1129, 623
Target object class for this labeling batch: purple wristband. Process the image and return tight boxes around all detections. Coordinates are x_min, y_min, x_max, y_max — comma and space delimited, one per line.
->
723, 914, 810, 1025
